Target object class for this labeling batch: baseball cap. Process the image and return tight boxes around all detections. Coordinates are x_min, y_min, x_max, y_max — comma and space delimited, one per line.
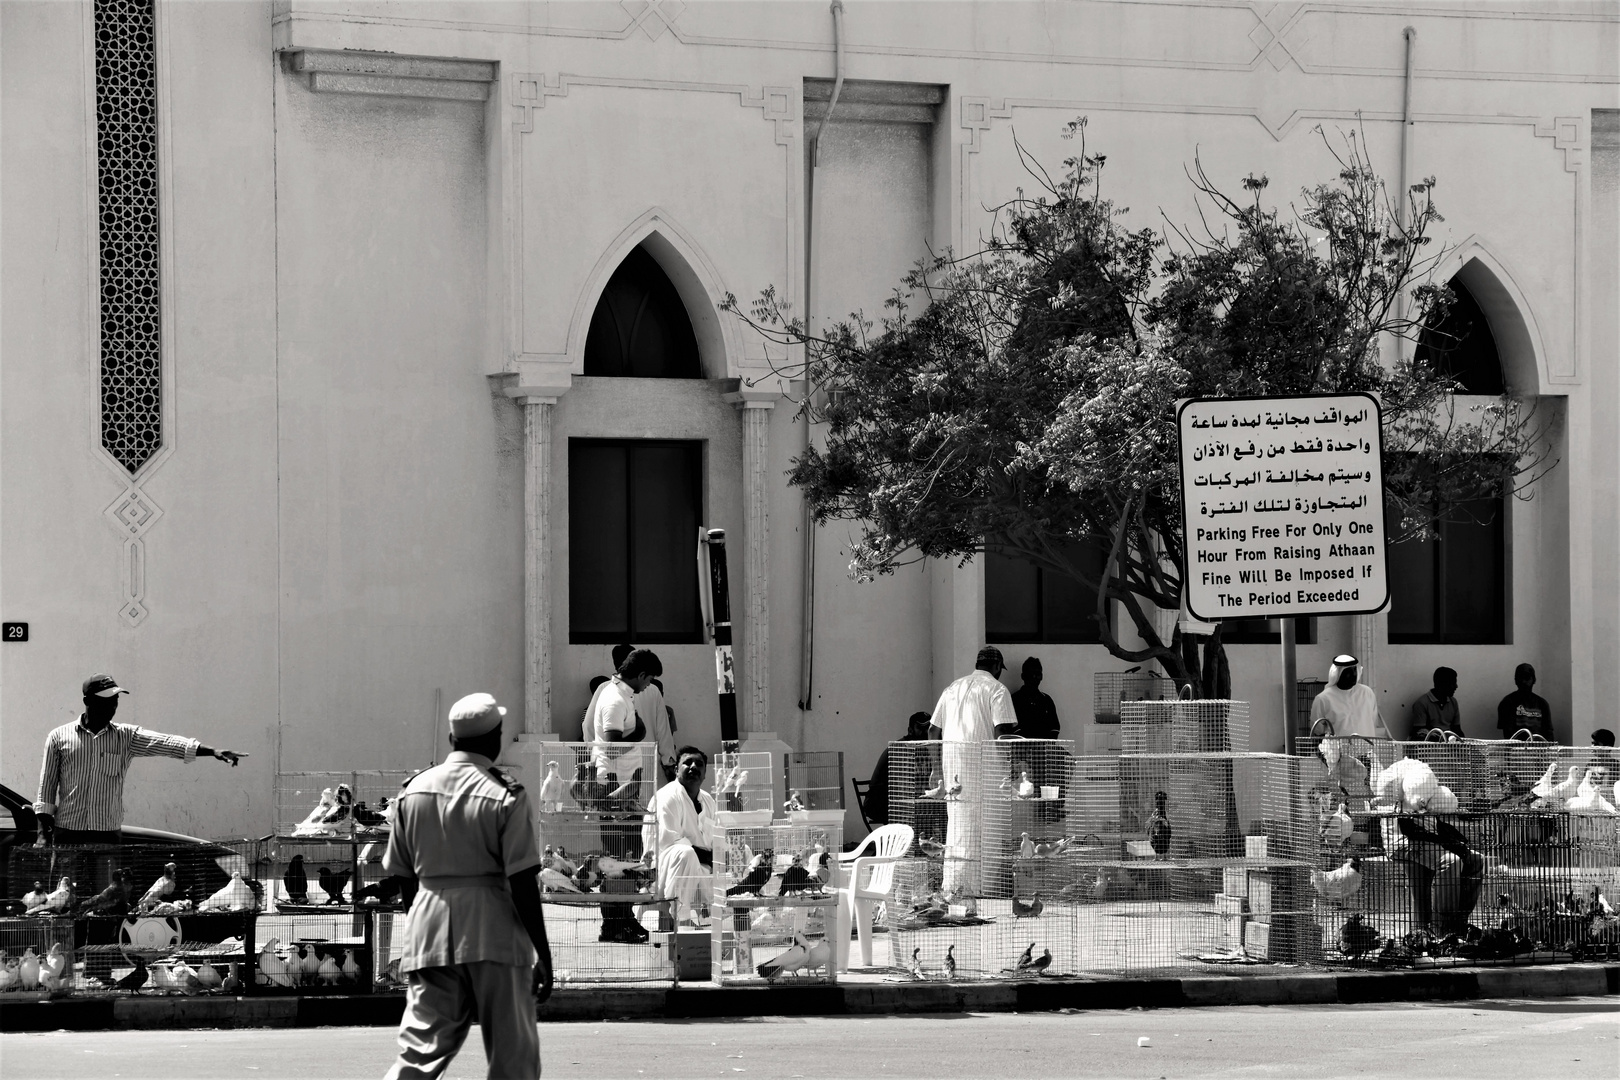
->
448, 692, 506, 737
83, 673, 129, 698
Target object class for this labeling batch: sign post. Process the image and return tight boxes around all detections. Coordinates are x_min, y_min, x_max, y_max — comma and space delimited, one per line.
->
1177, 393, 1389, 749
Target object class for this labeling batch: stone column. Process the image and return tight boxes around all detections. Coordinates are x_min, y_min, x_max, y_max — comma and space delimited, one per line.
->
522, 397, 555, 736
728, 394, 776, 734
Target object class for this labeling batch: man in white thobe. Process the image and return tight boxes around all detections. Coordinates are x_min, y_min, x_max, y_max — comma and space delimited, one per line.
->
641, 747, 718, 925
929, 646, 1018, 897
1309, 653, 1389, 739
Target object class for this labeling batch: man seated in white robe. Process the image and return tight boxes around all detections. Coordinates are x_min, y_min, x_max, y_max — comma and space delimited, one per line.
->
641, 746, 718, 926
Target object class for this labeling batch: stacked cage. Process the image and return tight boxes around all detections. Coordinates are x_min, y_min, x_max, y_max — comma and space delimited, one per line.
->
531, 741, 671, 983
710, 820, 841, 984
249, 909, 372, 994
271, 769, 413, 915
882, 740, 1080, 979
3, 839, 262, 994
784, 751, 845, 824
1093, 670, 1178, 725
0, 916, 74, 995
1298, 737, 1620, 966
713, 750, 776, 827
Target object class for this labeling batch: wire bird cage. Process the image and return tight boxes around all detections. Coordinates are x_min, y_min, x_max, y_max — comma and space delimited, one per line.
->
1121, 699, 1250, 754
784, 751, 845, 822
1295, 679, 1327, 742
1093, 670, 1178, 725
0, 916, 75, 995
248, 911, 373, 994
711, 820, 841, 985
275, 770, 412, 838
1296, 739, 1620, 967
269, 836, 361, 911
712, 750, 775, 827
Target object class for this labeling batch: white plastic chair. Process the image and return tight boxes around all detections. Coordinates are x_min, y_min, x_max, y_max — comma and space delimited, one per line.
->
835, 823, 914, 970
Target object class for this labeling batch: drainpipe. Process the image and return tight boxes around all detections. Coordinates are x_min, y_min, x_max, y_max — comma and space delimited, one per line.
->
799, 0, 845, 711
1395, 26, 1417, 349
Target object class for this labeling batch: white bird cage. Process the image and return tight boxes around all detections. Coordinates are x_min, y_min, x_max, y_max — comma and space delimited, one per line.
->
712, 750, 775, 827
710, 820, 841, 985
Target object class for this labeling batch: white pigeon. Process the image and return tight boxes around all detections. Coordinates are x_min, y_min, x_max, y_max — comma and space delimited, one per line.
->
0, 961, 17, 991
359, 842, 384, 864
921, 770, 944, 799
1321, 803, 1354, 846
258, 939, 294, 988
1019, 832, 1036, 859
170, 961, 200, 995
1309, 858, 1364, 902
18, 948, 40, 990
298, 944, 321, 981
944, 775, 963, 799
538, 761, 567, 812
728, 769, 749, 795
1531, 762, 1559, 799
1546, 766, 1583, 806
1016, 772, 1036, 799
1613, 779, 1620, 809
802, 937, 831, 977
195, 963, 222, 989
148, 963, 175, 992
44, 943, 67, 980
198, 871, 256, 913
20, 881, 47, 909
293, 788, 338, 836
341, 948, 361, 982
539, 867, 582, 893
1567, 770, 1619, 814
28, 877, 74, 916
139, 863, 179, 909
317, 954, 343, 985
756, 933, 810, 980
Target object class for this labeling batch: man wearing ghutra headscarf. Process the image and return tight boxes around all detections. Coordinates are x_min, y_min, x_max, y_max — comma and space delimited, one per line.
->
1308, 654, 1389, 739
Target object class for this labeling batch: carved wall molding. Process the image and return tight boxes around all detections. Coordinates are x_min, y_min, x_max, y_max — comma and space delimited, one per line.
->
281, 48, 496, 100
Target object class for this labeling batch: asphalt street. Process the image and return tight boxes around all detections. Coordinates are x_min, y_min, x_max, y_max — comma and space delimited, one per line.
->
2, 997, 1615, 1079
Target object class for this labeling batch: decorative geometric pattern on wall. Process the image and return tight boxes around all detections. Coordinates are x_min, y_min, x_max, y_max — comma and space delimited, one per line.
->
95, 0, 162, 474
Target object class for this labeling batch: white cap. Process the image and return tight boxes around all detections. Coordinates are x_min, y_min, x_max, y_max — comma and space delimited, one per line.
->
448, 692, 506, 738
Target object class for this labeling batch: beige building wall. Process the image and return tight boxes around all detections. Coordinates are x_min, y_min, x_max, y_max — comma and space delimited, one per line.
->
3, 1, 1616, 840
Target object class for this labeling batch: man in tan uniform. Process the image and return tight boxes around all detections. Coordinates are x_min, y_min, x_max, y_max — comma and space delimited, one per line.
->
383, 693, 552, 1080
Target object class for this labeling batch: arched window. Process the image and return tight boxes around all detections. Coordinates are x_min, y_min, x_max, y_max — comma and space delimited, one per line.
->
582, 245, 702, 378
1414, 277, 1505, 395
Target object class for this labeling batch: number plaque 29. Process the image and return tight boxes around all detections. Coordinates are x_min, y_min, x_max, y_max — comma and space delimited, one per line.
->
3, 622, 28, 642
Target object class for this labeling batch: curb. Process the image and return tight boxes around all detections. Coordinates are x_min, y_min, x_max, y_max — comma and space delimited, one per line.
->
3, 963, 1615, 1032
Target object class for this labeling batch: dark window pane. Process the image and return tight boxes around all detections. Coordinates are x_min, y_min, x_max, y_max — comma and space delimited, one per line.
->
1387, 531, 1437, 638
1041, 541, 1104, 642
569, 442, 630, 637
630, 443, 703, 637
985, 549, 1039, 640
1414, 277, 1505, 394
1437, 498, 1504, 643
583, 246, 702, 379
1220, 617, 1316, 644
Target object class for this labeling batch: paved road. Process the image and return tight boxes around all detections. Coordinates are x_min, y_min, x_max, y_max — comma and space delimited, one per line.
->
4, 998, 1616, 1078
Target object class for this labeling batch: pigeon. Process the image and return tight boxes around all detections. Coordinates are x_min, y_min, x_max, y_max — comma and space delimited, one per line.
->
1012, 894, 1044, 918
1546, 766, 1583, 806
1321, 801, 1354, 846
139, 863, 179, 910
1531, 762, 1559, 799
1310, 858, 1364, 902
1033, 838, 1072, 858
1567, 770, 1619, 814
115, 956, 149, 990
341, 949, 361, 982
317, 954, 343, 985
298, 944, 321, 981
317, 866, 352, 905
538, 761, 567, 812
1338, 913, 1381, 957
802, 937, 831, 976
945, 775, 963, 799
18, 948, 40, 990
283, 854, 309, 904
572, 855, 602, 892
609, 767, 645, 805
723, 769, 749, 812
921, 770, 944, 799
1011, 942, 1035, 971
28, 877, 74, 916
199, 871, 257, 913
353, 802, 387, 828
149, 963, 177, 993
539, 868, 582, 893
220, 962, 242, 994
778, 856, 816, 894
569, 762, 594, 809
356, 875, 412, 905
359, 842, 385, 865
1019, 832, 1036, 859
0, 962, 15, 992
196, 962, 222, 989
77, 868, 134, 916
917, 837, 946, 858
172, 961, 202, 995
542, 845, 580, 876
1027, 948, 1052, 974
726, 851, 774, 896
20, 881, 46, 909
319, 784, 354, 828
1016, 770, 1036, 799
258, 939, 295, 987
293, 788, 338, 835
1147, 791, 1173, 857
44, 943, 67, 981
784, 789, 806, 813
757, 933, 810, 980
943, 944, 957, 979
908, 947, 925, 980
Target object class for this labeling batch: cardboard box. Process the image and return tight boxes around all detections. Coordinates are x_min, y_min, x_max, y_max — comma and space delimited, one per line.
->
1214, 893, 1247, 915
1221, 913, 1247, 948
1247, 871, 1274, 915
664, 930, 709, 981
1222, 867, 1249, 897
1245, 835, 1269, 859
1243, 919, 1272, 958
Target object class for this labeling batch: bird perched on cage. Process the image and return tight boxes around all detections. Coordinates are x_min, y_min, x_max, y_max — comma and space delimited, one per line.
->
1019, 832, 1036, 859
1012, 894, 1044, 918
77, 868, 135, 917
282, 854, 309, 905
1338, 913, 1381, 957
318, 784, 354, 829
595, 854, 651, 883
353, 800, 388, 829
908, 947, 925, 980
778, 855, 817, 894
568, 761, 594, 810
1530, 762, 1558, 800
723, 768, 749, 812
1541, 765, 1583, 808
942, 944, 957, 979
909, 894, 948, 923
195, 962, 221, 990
139, 863, 179, 911
1310, 857, 1364, 902
1033, 837, 1072, 858
317, 953, 343, 985
803, 936, 831, 976
542, 845, 579, 876
199, 871, 257, 913
114, 955, 149, 991
355, 875, 409, 905
293, 788, 337, 835
784, 789, 806, 813
21, 881, 46, 910
1567, 770, 1619, 814
537, 761, 567, 813
297, 943, 321, 982
317, 866, 352, 905
539, 867, 581, 893
1027, 948, 1053, 974
916, 837, 946, 859
1008, 942, 1035, 972
609, 767, 645, 810
0, 959, 18, 992
27, 876, 74, 916
41, 943, 67, 985
172, 961, 203, 995
17, 948, 41, 990
726, 850, 774, 896
921, 769, 944, 799
1016, 769, 1036, 799
1320, 800, 1354, 847
945, 775, 963, 799
219, 961, 241, 993
341, 949, 361, 982
1148, 791, 1173, 858
257, 939, 294, 987
757, 933, 811, 981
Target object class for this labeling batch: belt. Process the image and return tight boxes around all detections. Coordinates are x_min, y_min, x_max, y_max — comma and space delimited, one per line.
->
419, 874, 508, 890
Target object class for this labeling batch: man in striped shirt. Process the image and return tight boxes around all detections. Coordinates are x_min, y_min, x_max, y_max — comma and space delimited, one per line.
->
34, 673, 246, 844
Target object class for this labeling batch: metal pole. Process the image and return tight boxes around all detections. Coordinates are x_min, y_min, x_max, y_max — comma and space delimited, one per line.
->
1279, 617, 1298, 754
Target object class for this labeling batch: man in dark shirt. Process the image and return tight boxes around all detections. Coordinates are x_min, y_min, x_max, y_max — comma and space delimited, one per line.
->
1496, 663, 1554, 740
863, 712, 932, 826
1410, 667, 1464, 741
1011, 657, 1061, 739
